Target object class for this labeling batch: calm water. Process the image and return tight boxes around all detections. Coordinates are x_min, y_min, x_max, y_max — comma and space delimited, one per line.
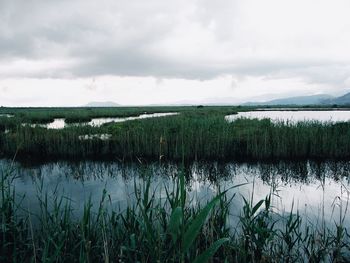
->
88, 112, 178, 127
2, 159, 349, 227
0, 114, 14, 118
25, 112, 179, 129
226, 110, 350, 123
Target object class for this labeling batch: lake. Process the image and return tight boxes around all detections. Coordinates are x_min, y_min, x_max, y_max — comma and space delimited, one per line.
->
2, 159, 349, 227
226, 110, 350, 123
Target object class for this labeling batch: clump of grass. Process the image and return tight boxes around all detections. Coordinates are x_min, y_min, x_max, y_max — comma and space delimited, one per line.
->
238, 194, 276, 262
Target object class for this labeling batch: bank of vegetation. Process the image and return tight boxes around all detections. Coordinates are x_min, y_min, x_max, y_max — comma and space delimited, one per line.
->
1, 106, 350, 162
0, 106, 191, 124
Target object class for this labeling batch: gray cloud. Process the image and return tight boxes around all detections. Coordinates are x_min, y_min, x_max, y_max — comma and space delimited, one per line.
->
0, 86, 8, 93
1, 0, 350, 90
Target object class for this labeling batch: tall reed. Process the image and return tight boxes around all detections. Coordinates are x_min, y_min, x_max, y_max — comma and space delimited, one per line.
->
1, 166, 349, 262
2, 111, 350, 162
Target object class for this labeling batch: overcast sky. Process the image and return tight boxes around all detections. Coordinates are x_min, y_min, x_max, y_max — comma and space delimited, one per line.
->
1, 0, 350, 106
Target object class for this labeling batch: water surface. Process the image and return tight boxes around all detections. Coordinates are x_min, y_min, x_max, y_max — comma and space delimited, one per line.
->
2, 159, 349, 227
226, 110, 350, 123
88, 112, 179, 127
0, 114, 14, 118
25, 112, 179, 129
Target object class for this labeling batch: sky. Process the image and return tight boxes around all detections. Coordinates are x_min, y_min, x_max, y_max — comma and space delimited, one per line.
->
1, 0, 350, 106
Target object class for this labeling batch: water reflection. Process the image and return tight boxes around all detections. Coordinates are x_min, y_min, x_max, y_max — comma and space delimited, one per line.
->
1, 159, 349, 227
88, 112, 179, 127
24, 112, 179, 129
226, 110, 350, 123
47, 118, 65, 129
78, 134, 112, 140
0, 114, 14, 118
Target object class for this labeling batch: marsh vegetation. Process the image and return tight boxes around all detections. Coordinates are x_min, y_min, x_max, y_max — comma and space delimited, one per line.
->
2, 106, 350, 161
1, 106, 350, 262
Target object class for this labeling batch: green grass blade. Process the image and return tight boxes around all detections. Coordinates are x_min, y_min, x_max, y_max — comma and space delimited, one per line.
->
168, 206, 183, 243
182, 192, 225, 253
252, 199, 264, 215
193, 238, 229, 263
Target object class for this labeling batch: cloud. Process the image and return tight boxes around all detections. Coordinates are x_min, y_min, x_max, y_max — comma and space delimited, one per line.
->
0, 86, 8, 93
84, 78, 98, 91
1, 0, 350, 105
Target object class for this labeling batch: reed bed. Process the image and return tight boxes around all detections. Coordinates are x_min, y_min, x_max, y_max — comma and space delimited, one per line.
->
1, 107, 350, 162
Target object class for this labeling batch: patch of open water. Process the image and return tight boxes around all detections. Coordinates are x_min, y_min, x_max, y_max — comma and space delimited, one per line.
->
1, 159, 349, 228
24, 112, 179, 129
226, 110, 350, 123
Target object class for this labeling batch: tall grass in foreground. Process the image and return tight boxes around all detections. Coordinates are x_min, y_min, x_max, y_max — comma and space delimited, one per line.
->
1, 168, 350, 262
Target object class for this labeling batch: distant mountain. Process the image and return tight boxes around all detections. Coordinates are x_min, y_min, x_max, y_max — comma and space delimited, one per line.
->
322, 92, 350, 105
244, 94, 334, 106
147, 97, 241, 106
85, 101, 120, 107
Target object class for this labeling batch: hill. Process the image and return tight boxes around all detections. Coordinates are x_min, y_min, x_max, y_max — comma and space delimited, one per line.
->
244, 94, 333, 106
322, 92, 350, 105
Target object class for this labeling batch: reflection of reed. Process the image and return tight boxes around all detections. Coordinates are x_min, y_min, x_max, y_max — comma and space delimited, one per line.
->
1, 164, 349, 262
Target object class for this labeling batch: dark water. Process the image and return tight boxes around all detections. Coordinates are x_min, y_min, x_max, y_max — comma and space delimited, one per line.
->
1, 159, 349, 227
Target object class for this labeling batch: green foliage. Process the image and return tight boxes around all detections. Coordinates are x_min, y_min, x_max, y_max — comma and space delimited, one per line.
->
2, 106, 350, 162
239, 194, 276, 262
192, 238, 229, 263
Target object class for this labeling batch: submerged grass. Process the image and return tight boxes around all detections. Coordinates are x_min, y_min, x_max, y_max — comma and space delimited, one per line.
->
1, 167, 350, 262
